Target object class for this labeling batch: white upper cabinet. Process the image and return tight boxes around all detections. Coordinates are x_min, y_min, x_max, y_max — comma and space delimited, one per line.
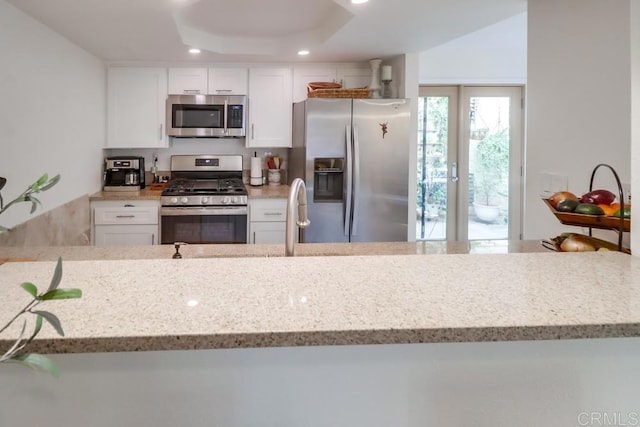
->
168, 67, 248, 95
336, 67, 372, 89
247, 68, 293, 148
168, 68, 208, 94
107, 67, 168, 148
208, 68, 248, 94
292, 67, 337, 103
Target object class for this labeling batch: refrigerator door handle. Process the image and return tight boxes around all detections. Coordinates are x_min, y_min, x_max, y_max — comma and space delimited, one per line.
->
344, 126, 353, 236
352, 126, 360, 236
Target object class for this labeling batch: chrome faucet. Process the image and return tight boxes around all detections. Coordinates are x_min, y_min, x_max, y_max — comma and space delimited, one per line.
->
285, 178, 310, 256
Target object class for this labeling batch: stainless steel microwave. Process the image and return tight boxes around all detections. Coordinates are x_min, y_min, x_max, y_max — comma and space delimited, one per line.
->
166, 94, 246, 138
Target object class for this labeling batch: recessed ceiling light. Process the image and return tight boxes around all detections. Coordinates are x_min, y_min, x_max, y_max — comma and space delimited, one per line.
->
189, 48, 201, 54
351, 0, 369, 4
298, 50, 310, 56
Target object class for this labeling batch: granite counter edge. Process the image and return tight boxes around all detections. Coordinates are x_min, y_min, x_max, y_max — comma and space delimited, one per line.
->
15, 323, 640, 354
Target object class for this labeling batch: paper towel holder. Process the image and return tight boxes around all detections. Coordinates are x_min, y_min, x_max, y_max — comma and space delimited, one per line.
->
250, 154, 263, 186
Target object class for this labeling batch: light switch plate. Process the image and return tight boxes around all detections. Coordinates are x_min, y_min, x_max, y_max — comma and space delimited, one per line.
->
550, 174, 568, 193
539, 172, 569, 197
622, 182, 631, 204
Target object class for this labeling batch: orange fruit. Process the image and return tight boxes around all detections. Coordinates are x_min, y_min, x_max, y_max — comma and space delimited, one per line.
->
598, 204, 618, 216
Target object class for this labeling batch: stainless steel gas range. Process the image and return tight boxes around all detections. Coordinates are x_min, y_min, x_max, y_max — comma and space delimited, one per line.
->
160, 155, 248, 244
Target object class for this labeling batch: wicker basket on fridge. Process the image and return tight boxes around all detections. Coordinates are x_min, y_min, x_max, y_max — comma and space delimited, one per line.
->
307, 81, 371, 99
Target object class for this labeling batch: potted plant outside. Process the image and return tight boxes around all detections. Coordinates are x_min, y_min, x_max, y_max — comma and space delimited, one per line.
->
472, 129, 509, 222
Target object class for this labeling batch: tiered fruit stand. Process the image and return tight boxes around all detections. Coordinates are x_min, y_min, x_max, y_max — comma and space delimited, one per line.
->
543, 164, 630, 252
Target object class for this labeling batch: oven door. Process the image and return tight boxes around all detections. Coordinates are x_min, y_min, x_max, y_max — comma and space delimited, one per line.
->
161, 206, 248, 244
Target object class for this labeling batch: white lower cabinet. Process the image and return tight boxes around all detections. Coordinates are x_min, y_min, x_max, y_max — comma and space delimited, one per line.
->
250, 221, 286, 244
248, 198, 287, 244
92, 200, 159, 246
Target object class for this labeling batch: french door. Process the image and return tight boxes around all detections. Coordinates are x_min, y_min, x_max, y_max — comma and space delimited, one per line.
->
416, 86, 523, 241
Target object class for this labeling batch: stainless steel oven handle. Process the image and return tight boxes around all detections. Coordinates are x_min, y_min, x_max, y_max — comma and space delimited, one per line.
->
161, 207, 248, 216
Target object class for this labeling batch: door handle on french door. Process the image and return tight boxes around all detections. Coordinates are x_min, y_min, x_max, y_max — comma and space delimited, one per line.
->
451, 162, 459, 182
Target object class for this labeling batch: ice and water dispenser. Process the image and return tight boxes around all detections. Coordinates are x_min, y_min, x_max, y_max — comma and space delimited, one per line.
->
313, 158, 344, 202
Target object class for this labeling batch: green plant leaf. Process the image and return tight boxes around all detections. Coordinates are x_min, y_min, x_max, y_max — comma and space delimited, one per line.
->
20, 282, 38, 297
11, 353, 59, 377
38, 174, 60, 192
26, 315, 43, 344
46, 257, 63, 292
32, 310, 64, 336
4, 320, 28, 358
40, 288, 82, 300
0, 225, 8, 232
35, 173, 49, 187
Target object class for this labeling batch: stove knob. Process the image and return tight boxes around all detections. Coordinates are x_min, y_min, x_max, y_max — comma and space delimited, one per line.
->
201, 197, 209, 204
180, 197, 189, 204
222, 196, 231, 205
232, 196, 239, 204
170, 197, 178, 204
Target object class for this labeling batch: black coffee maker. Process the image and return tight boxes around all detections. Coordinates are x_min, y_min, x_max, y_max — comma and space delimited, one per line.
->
103, 156, 145, 192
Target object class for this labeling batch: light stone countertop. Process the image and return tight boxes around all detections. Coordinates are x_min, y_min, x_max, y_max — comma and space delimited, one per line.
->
0, 251, 638, 354
246, 184, 290, 199
89, 184, 290, 201
0, 240, 546, 262
88, 188, 162, 201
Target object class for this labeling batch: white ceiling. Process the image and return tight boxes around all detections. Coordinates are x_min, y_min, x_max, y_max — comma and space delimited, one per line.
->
6, 0, 527, 64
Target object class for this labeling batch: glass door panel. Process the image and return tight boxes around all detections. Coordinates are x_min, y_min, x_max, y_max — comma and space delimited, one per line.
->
463, 87, 522, 241
416, 87, 457, 240
467, 96, 510, 240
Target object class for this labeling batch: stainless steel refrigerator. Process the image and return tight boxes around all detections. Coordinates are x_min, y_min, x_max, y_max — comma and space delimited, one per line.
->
290, 98, 410, 243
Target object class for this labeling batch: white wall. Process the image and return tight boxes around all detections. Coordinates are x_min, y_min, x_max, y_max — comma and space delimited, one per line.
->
525, 0, 631, 240
419, 13, 527, 85
0, 0, 105, 229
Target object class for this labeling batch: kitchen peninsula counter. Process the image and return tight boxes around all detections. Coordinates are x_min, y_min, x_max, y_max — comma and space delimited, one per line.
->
1, 251, 638, 354
0, 240, 546, 262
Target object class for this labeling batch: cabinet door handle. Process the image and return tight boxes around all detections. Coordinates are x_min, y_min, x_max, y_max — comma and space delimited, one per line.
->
159, 124, 163, 140
215, 89, 233, 93
152, 234, 155, 245
264, 212, 283, 216
116, 215, 136, 218
251, 123, 255, 139
183, 89, 201, 94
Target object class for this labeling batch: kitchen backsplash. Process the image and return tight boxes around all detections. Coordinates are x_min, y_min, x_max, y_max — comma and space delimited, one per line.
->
0, 195, 90, 247
104, 139, 289, 178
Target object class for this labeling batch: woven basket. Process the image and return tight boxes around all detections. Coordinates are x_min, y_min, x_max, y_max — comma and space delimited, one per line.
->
307, 82, 342, 92
307, 87, 371, 99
